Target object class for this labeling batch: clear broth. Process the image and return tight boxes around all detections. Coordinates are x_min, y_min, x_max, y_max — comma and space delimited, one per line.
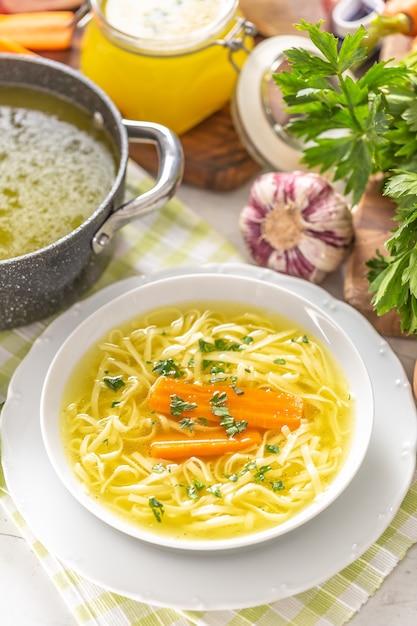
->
0, 85, 118, 261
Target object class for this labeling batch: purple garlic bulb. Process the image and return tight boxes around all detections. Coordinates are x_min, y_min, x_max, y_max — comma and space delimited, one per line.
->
239, 171, 354, 283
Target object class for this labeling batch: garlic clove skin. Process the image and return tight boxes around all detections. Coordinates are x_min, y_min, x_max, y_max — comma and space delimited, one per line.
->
239, 171, 354, 284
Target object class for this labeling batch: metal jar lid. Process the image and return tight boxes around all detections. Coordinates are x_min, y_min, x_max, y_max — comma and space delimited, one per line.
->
232, 35, 323, 173
331, 0, 384, 39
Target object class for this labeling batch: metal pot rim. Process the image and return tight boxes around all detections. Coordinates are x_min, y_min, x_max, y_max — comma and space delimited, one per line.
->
0, 53, 129, 266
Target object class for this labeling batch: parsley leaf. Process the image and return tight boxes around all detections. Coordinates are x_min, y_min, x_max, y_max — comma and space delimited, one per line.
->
271, 480, 285, 492
210, 390, 227, 405
218, 415, 248, 437
254, 465, 272, 483
153, 359, 183, 378
241, 335, 254, 344
182, 479, 205, 500
209, 390, 247, 437
169, 394, 197, 416
274, 21, 413, 206
152, 463, 166, 473
149, 496, 164, 522
207, 484, 222, 498
103, 375, 125, 391
179, 417, 197, 432
367, 170, 417, 333
274, 20, 417, 332
199, 338, 242, 353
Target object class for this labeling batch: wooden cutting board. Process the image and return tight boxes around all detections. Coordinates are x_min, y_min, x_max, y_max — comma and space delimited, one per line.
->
128, 103, 261, 191
343, 176, 405, 337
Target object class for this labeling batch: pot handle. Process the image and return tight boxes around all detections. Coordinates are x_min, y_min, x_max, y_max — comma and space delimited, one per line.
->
92, 120, 184, 254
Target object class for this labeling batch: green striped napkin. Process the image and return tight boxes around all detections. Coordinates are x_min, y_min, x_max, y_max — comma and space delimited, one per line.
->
1, 160, 417, 626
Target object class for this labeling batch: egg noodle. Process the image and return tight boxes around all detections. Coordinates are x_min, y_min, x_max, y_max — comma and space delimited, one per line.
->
61, 303, 354, 542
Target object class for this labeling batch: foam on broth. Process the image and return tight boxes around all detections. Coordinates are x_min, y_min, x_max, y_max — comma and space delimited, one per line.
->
0, 85, 118, 260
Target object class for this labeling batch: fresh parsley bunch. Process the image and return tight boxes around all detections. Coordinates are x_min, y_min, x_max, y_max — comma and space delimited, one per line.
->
367, 170, 417, 333
275, 20, 417, 334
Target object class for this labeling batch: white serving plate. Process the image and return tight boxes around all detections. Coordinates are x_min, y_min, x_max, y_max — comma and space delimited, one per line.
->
1, 264, 416, 611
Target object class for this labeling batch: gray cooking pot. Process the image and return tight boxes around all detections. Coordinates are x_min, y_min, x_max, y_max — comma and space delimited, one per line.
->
0, 54, 184, 330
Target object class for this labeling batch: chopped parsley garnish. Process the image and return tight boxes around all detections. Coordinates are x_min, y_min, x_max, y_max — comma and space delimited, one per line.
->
111, 400, 121, 407
241, 335, 254, 344
185, 485, 199, 500
103, 375, 125, 391
219, 415, 248, 437
210, 376, 227, 385
152, 463, 166, 474
254, 465, 272, 483
266, 444, 280, 454
179, 417, 197, 432
153, 358, 184, 378
225, 461, 282, 493
169, 394, 197, 416
182, 479, 205, 500
199, 338, 242, 353
211, 403, 230, 420
225, 460, 256, 482
210, 390, 227, 406
273, 358, 286, 365
209, 390, 248, 437
198, 337, 245, 374
206, 485, 222, 498
149, 496, 164, 522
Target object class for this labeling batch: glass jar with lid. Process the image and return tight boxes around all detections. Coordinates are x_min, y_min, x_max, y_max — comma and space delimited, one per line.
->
80, 0, 255, 135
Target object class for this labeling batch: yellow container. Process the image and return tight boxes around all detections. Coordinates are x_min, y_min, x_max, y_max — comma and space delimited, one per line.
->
80, 0, 255, 135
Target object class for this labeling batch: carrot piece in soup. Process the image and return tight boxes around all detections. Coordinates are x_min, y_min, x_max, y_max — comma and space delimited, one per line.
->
150, 428, 262, 460
148, 377, 303, 431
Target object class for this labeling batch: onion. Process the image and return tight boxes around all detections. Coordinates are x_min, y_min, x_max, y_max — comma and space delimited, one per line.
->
239, 171, 354, 283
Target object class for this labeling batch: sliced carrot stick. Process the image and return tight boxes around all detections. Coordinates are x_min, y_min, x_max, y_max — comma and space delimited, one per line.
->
148, 378, 303, 431
150, 428, 262, 460
0, 12, 74, 51
0, 35, 37, 55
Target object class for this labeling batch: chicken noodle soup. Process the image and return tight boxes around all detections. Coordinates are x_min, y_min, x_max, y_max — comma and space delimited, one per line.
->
61, 302, 355, 542
0, 85, 117, 260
